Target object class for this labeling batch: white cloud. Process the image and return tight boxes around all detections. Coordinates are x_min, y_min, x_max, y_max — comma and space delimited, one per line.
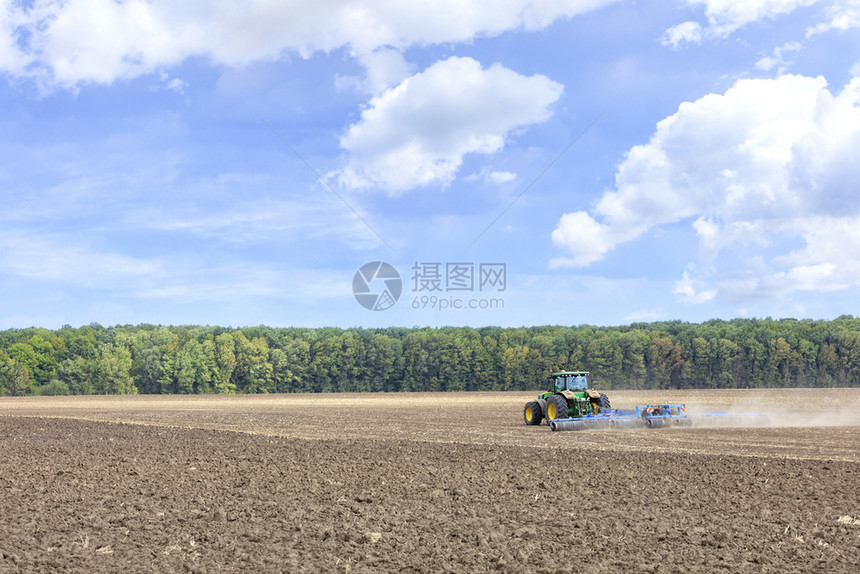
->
0, 234, 160, 288
674, 270, 717, 303
338, 56, 563, 193
772, 217, 860, 290
755, 41, 802, 73
0, 0, 29, 74
661, 21, 703, 48
0, 232, 337, 305
338, 48, 415, 94
165, 77, 188, 95
150, 71, 188, 94
0, 0, 616, 90
807, 0, 860, 36
552, 73, 860, 303
135, 193, 382, 249
488, 170, 518, 184
692, 216, 720, 260
666, 0, 821, 45
699, 0, 820, 35
550, 211, 616, 268
465, 166, 518, 185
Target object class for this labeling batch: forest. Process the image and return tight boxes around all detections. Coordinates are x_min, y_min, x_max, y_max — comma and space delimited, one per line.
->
1, 316, 859, 396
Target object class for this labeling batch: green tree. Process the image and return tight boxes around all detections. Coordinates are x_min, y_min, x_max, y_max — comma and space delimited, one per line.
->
57, 356, 94, 394
686, 337, 712, 388
200, 338, 219, 393
0, 353, 29, 396
836, 331, 860, 385
174, 340, 202, 394
585, 335, 622, 388
7, 342, 39, 384
97, 344, 137, 394
42, 379, 71, 396
132, 346, 163, 394
618, 331, 648, 389
158, 336, 181, 393
645, 336, 684, 389
237, 336, 273, 393
276, 337, 311, 392
712, 338, 738, 388
214, 332, 237, 393
364, 334, 401, 392
310, 336, 343, 392
817, 343, 839, 387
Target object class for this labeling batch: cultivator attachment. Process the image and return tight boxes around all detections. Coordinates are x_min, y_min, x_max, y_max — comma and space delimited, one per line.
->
548, 404, 690, 432
547, 404, 770, 432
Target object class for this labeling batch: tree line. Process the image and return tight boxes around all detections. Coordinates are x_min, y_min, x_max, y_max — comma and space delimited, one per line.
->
1, 316, 859, 396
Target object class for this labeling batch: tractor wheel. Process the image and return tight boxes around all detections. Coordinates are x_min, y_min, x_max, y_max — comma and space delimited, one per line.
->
523, 401, 543, 425
599, 393, 611, 411
545, 394, 569, 421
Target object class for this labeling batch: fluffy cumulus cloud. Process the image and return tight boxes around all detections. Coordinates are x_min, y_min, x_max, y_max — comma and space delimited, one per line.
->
551, 73, 860, 302
338, 57, 563, 193
0, 0, 615, 89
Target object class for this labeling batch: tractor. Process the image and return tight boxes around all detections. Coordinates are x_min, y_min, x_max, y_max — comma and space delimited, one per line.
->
523, 371, 611, 426
523, 370, 769, 432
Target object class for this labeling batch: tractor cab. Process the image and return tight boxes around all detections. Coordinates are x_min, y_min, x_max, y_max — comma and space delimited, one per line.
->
549, 371, 589, 393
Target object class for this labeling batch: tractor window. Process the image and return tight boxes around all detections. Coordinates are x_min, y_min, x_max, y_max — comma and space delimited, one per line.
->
569, 375, 588, 391
553, 375, 588, 391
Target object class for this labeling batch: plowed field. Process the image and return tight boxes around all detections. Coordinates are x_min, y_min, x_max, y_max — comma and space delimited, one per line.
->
1, 389, 859, 573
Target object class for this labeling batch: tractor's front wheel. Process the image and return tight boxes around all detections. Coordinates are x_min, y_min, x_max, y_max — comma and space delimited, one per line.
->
523, 401, 543, 425
545, 394, 569, 421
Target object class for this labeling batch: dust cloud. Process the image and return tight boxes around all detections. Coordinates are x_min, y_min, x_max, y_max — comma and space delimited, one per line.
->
686, 398, 860, 429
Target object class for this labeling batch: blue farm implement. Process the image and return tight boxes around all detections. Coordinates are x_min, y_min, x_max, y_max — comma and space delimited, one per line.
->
549, 404, 691, 432
522, 371, 770, 432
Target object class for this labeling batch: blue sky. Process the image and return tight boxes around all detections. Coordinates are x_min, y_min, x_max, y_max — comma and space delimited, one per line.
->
1, 0, 859, 329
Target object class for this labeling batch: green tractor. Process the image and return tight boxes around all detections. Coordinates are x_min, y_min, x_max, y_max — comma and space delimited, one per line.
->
523, 371, 611, 425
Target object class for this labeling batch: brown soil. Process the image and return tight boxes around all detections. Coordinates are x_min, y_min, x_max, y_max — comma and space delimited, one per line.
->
1, 390, 859, 573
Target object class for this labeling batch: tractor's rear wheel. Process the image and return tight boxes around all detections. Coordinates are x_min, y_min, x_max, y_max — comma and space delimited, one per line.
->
599, 393, 611, 411
546, 394, 569, 421
523, 401, 543, 425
